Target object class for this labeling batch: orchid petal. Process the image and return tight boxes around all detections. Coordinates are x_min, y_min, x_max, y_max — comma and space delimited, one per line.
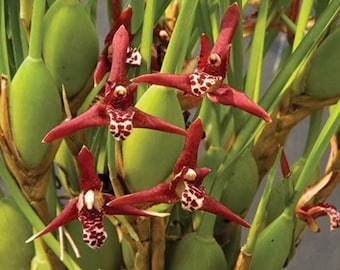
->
94, 49, 110, 86
207, 85, 271, 122
26, 199, 79, 243
193, 167, 211, 186
200, 195, 251, 228
43, 104, 109, 143
211, 3, 240, 64
197, 34, 211, 71
132, 108, 187, 136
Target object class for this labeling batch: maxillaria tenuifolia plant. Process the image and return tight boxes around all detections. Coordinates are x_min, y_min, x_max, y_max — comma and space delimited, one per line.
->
1, 1, 340, 270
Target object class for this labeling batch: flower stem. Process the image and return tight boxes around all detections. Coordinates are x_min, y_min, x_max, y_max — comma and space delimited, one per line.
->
28, 0, 45, 60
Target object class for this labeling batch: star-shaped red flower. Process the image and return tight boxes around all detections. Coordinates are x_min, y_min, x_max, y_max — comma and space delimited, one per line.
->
132, 3, 271, 122
43, 25, 186, 142
296, 171, 340, 232
107, 118, 251, 228
26, 146, 167, 249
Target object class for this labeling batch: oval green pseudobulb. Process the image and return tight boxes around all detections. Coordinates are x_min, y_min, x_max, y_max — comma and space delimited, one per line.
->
305, 27, 340, 98
66, 218, 122, 270
9, 58, 62, 168
0, 196, 34, 269
168, 232, 227, 270
123, 86, 185, 192
215, 148, 258, 232
43, 0, 99, 97
250, 209, 295, 270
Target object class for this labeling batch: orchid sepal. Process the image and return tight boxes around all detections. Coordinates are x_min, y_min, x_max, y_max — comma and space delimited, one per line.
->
43, 104, 109, 143
107, 183, 178, 207
200, 194, 251, 228
207, 85, 272, 122
132, 108, 187, 136
25, 199, 79, 244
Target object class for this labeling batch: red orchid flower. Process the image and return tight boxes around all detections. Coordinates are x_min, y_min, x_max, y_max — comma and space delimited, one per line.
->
94, 5, 141, 88
26, 146, 168, 249
107, 118, 251, 228
296, 171, 340, 232
43, 25, 186, 142
132, 3, 271, 123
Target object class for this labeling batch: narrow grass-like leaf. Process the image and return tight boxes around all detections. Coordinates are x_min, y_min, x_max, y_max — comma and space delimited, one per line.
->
7, 0, 26, 70
135, 0, 156, 96
227, 0, 244, 91
0, 0, 10, 77
244, 0, 269, 102
292, 0, 314, 51
161, 0, 199, 73
197, 0, 213, 42
129, 0, 145, 35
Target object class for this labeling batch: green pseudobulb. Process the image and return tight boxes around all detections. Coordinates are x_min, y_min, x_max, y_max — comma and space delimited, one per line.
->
305, 27, 340, 98
0, 196, 34, 269
168, 232, 227, 270
43, 0, 99, 97
123, 86, 185, 191
9, 58, 62, 168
